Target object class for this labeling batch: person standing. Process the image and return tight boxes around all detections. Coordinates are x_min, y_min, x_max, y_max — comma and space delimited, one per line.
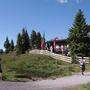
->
50, 45, 53, 53
79, 57, 85, 75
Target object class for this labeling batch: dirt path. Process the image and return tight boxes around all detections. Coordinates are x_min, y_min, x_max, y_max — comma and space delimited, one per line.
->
0, 72, 90, 90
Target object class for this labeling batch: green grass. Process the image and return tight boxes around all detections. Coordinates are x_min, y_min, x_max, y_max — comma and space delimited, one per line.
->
77, 83, 90, 90
85, 64, 90, 72
0, 52, 83, 81
68, 83, 90, 90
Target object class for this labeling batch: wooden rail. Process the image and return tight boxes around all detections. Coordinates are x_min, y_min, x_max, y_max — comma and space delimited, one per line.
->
29, 49, 72, 63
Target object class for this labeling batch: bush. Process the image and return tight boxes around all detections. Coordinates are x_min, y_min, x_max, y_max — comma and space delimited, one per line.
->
0, 53, 80, 80
2, 72, 16, 80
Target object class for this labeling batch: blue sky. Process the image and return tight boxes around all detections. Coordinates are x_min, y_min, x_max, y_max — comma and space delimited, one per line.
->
0, 0, 90, 49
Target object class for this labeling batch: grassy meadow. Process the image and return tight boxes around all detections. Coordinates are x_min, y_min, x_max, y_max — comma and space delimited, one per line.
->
67, 83, 90, 90
0, 52, 89, 81
76, 83, 90, 90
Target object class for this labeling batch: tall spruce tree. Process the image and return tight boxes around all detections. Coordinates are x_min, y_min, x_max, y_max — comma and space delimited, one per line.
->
68, 9, 88, 63
30, 30, 37, 49
36, 32, 42, 49
21, 29, 26, 53
4, 37, 10, 53
21, 28, 30, 53
86, 25, 90, 55
16, 33, 23, 54
10, 40, 14, 51
16, 28, 30, 54
24, 30, 30, 50
0, 49, 3, 54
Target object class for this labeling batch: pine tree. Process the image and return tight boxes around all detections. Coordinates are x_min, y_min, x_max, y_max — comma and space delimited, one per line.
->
30, 30, 37, 49
36, 32, 42, 49
10, 40, 14, 51
0, 49, 3, 54
24, 30, 30, 50
21, 28, 30, 53
86, 25, 90, 55
16, 33, 23, 54
21, 28, 26, 53
16, 28, 30, 54
4, 37, 10, 53
68, 9, 88, 63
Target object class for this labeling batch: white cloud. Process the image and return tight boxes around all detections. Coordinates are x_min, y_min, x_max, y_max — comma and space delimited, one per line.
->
57, 0, 68, 3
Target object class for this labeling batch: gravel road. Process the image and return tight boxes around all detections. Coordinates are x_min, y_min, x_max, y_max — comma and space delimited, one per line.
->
0, 72, 90, 90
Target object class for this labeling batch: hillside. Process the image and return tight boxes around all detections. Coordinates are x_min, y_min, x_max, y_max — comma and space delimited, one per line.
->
0, 52, 79, 81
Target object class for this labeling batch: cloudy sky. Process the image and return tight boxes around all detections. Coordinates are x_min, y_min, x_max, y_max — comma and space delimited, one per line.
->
0, 0, 89, 49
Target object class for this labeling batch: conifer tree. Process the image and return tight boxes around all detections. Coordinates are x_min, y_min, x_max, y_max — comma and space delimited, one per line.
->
21, 28, 26, 53
16, 28, 30, 54
30, 30, 37, 49
36, 32, 42, 49
24, 30, 30, 50
86, 25, 90, 55
0, 49, 3, 54
21, 28, 30, 53
10, 40, 14, 51
4, 37, 10, 53
68, 9, 88, 63
16, 33, 23, 54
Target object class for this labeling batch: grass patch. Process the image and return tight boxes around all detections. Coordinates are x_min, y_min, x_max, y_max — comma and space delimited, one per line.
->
0, 53, 80, 81
78, 83, 90, 90
68, 83, 90, 90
